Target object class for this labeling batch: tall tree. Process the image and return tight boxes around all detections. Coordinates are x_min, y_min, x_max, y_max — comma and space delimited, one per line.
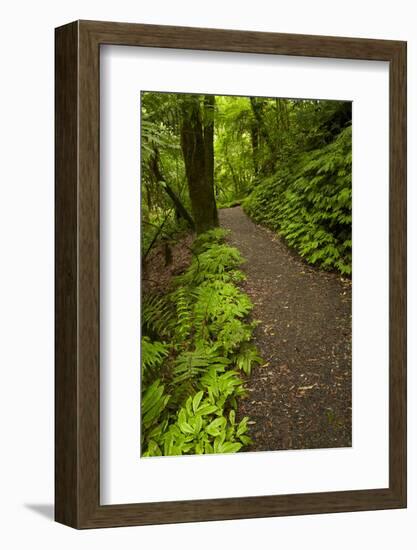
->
180, 95, 218, 234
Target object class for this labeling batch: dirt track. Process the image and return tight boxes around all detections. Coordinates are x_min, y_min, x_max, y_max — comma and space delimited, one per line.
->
219, 206, 352, 451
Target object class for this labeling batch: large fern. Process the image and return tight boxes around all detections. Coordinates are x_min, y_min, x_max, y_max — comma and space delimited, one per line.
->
175, 243, 245, 286
140, 228, 261, 457
172, 345, 230, 384
244, 126, 352, 274
141, 336, 169, 382
142, 293, 175, 337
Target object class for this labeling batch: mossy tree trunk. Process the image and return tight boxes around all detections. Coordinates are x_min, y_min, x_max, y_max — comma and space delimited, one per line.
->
180, 95, 218, 234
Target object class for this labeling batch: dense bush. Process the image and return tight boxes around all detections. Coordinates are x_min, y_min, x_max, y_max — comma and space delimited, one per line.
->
244, 126, 352, 275
141, 229, 262, 456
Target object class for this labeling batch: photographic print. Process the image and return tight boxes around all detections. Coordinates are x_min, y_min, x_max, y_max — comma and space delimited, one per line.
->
55, 20, 406, 527
140, 91, 352, 457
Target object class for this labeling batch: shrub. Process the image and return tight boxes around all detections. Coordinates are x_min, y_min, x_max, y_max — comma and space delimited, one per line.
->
141, 229, 262, 456
244, 126, 352, 275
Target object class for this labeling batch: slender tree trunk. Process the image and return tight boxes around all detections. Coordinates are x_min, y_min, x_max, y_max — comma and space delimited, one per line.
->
149, 147, 195, 229
180, 96, 218, 234
250, 117, 260, 176
250, 97, 276, 175
226, 157, 240, 196
141, 177, 152, 222
203, 95, 218, 226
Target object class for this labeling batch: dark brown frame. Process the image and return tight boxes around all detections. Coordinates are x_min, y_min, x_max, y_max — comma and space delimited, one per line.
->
55, 20, 407, 529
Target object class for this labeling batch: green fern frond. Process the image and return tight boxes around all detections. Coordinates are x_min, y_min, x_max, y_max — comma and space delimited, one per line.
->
234, 343, 263, 375
192, 227, 230, 252
141, 230, 262, 456
244, 125, 352, 274
142, 293, 174, 337
141, 336, 169, 380
172, 344, 230, 384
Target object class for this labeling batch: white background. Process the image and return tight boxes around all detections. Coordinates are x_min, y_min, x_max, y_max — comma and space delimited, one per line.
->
0, 0, 415, 548
101, 47, 389, 504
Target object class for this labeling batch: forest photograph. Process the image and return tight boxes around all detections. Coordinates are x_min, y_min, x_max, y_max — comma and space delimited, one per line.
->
140, 90, 352, 457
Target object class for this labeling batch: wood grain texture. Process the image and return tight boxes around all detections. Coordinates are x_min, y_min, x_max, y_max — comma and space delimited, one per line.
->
55, 20, 407, 529
388, 42, 407, 503
55, 21, 79, 527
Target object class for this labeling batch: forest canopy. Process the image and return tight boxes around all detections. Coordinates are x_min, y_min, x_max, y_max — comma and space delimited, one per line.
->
141, 91, 351, 272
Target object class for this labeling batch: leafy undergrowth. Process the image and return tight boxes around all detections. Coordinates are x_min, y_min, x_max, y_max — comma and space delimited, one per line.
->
141, 228, 262, 457
244, 126, 352, 275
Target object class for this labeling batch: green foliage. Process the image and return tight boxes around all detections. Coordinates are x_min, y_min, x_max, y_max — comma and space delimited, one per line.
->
141, 380, 170, 431
141, 293, 174, 338
175, 240, 245, 286
141, 209, 189, 260
141, 91, 194, 257
141, 230, 260, 456
141, 337, 169, 383
214, 96, 254, 205
235, 343, 263, 376
192, 228, 231, 252
141, 91, 352, 275
140, 92, 353, 456
172, 345, 230, 385
244, 126, 352, 274
144, 390, 251, 456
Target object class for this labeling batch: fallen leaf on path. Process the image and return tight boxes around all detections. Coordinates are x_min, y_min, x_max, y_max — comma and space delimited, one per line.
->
298, 384, 317, 391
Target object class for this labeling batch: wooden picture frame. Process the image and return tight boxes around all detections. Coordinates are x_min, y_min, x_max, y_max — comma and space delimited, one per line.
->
55, 20, 407, 528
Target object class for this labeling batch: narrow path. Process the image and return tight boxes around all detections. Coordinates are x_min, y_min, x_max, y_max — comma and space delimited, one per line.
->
219, 206, 352, 451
